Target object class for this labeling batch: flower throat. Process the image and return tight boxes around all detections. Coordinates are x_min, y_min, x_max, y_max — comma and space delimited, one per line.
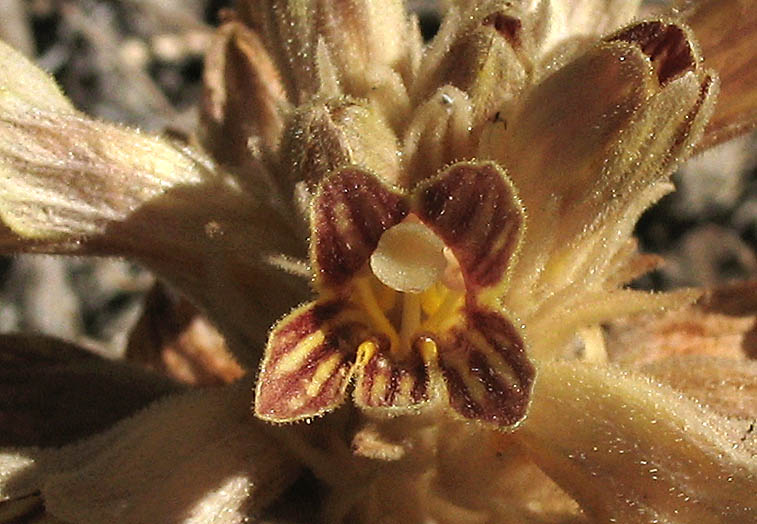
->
355, 218, 465, 364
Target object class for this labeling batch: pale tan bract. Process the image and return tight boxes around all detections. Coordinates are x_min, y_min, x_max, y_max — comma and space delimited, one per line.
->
0, 1, 756, 523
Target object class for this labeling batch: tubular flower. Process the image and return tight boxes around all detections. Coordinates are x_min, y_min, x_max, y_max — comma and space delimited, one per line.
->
255, 162, 534, 427
0, 1, 756, 523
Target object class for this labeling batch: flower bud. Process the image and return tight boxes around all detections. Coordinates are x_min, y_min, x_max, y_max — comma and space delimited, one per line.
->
414, 3, 532, 127
279, 98, 400, 190
201, 19, 288, 165
487, 20, 716, 303
682, 0, 757, 149
235, 0, 320, 102
236, 0, 416, 106
402, 86, 473, 185
317, 0, 410, 94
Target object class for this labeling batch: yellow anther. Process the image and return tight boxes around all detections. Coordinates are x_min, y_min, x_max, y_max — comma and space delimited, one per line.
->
356, 340, 377, 367
417, 337, 438, 365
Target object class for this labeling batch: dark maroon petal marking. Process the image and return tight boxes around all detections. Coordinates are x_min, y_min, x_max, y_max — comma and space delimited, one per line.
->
467, 308, 535, 388
437, 307, 534, 428
414, 162, 523, 292
608, 21, 695, 86
255, 299, 366, 422
353, 340, 430, 411
439, 355, 484, 420
482, 12, 522, 48
312, 168, 408, 288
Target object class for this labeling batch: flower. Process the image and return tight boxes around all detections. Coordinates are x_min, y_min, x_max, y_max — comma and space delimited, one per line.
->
0, 0, 756, 523
255, 162, 534, 427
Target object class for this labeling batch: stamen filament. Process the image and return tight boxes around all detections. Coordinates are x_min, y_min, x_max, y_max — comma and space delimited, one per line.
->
423, 291, 463, 332
355, 278, 401, 353
399, 292, 421, 360
373, 280, 396, 311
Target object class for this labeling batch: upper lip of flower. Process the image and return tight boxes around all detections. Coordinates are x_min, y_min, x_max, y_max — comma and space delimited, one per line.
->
254, 161, 535, 429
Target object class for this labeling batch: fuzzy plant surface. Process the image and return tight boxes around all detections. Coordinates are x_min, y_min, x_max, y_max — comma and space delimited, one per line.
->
0, 1, 756, 523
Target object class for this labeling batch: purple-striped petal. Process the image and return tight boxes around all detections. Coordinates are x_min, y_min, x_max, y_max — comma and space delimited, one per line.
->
312, 168, 408, 288
413, 162, 523, 294
255, 299, 366, 422
607, 21, 695, 87
437, 307, 534, 429
352, 337, 431, 413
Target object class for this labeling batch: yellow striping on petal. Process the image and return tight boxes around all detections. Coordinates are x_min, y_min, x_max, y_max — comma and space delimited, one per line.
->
448, 355, 491, 407
397, 374, 416, 404
371, 371, 389, 406
287, 393, 307, 412
305, 352, 344, 397
273, 331, 325, 375
333, 202, 353, 234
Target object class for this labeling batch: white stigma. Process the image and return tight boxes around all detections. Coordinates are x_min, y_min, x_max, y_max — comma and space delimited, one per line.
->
370, 220, 446, 294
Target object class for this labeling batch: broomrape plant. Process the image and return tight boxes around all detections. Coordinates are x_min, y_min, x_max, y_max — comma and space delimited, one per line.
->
0, 0, 756, 522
